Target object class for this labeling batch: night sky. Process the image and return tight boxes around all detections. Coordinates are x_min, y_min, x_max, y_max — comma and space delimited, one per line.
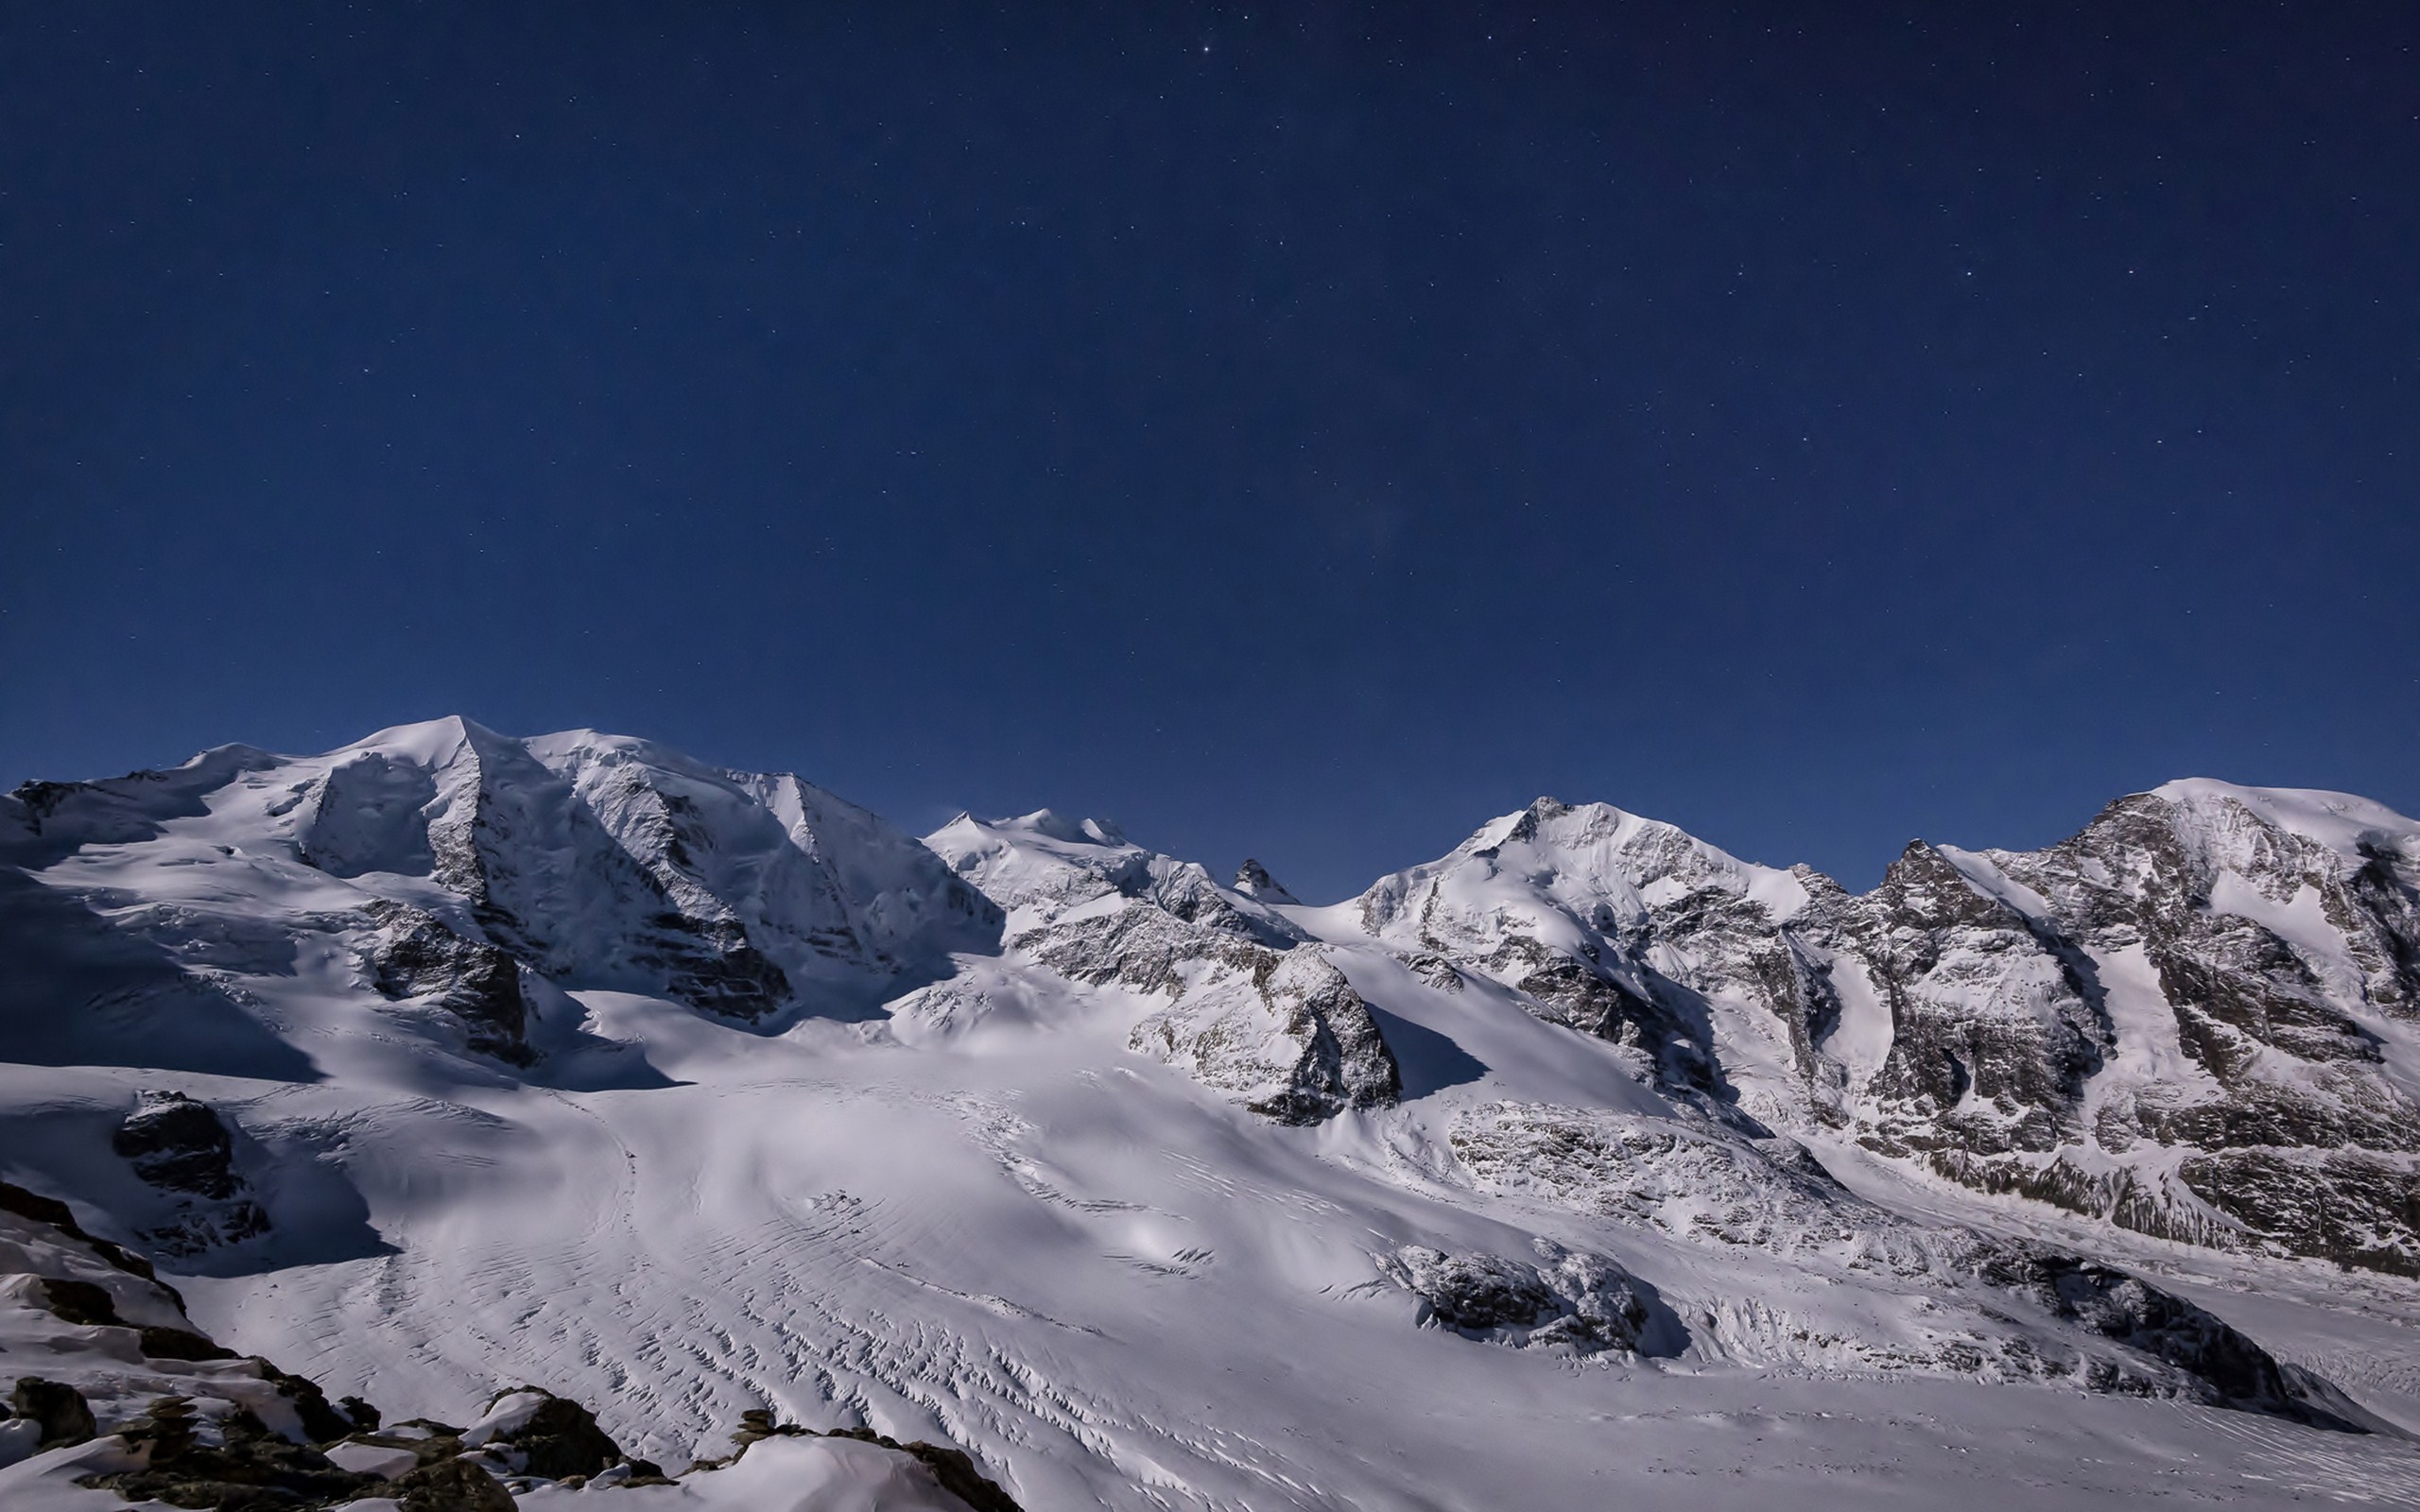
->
5, 4, 2415, 900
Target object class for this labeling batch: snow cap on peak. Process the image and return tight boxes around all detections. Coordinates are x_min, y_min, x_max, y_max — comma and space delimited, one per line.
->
1466, 796, 1631, 854
2144, 778, 2420, 860
335, 714, 504, 768
925, 807, 1162, 921
999, 809, 1132, 848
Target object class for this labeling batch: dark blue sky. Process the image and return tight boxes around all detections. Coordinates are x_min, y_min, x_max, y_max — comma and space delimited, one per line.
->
5, 4, 2415, 900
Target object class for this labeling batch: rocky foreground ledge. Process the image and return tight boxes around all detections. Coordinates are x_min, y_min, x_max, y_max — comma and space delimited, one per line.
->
0, 1182, 1020, 1511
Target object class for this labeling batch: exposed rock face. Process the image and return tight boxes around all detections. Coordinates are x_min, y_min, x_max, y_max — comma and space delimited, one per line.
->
110, 1091, 270, 1258
1446, 1100, 1942, 1272
1375, 1241, 1648, 1354
12, 1376, 96, 1447
1232, 859, 1298, 905
0, 1176, 378, 1486
361, 900, 534, 1063
112, 1091, 243, 1199
1932, 789, 2420, 1273
1366, 783, 2420, 1277
390, 1455, 518, 1512
929, 812, 1401, 1122
85, 1393, 381, 1509
458, 1386, 627, 1479
1125, 946, 1399, 1124
1435, 1107, 2373, 1428
1975, 1248, 2378, 1431
1828, 840, 2110, 1163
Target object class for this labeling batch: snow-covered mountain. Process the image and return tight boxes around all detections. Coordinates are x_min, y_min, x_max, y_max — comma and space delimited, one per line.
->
1339, 787, 2420, 1278
918, 810, 1399, 1122
5, 722, 2420, 1509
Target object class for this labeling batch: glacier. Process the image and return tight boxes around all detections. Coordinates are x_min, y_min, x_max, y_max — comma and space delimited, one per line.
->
2, 719, 2418, 1508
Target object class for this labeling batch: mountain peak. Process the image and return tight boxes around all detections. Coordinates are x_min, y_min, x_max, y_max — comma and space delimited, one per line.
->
2146, 777, 2420, 856
1233, 858, 1298, 904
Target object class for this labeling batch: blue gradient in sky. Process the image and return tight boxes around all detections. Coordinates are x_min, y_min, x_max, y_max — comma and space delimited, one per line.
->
5, 4, 2415, 900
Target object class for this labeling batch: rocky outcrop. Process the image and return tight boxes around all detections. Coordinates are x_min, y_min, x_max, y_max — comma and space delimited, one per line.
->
1124, 945, 1400, 1124
112, 1091, 244, 1200
1367, 784, 2420, 1277
1375, 1241, 1649, 1354
1797, 839, 2112, 1163
1976, 1247, 2381, 1431
80, 1393, 383, 1509
361, 900, 535, 1062
11, 1377, 97, 1448
110, 1091, 271, 1258
1943, 789, 2420, 1273
1446, 1100, 1943, 1271
1, 1177, 375, 1497
931, 812, 1400, 1122
460, 1385, 628, 1479
1232, 859, 1298, 905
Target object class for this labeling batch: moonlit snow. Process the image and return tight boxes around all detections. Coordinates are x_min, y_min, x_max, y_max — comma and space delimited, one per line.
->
4, 719, 2419, 1508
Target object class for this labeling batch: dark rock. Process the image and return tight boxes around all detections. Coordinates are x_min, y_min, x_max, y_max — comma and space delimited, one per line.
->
112, 1090, 244, 1198
391, 1455, 517, 1512
479, 1387, 625, 1478
1037, 893, 1399, 1124
361, 900, 534, 1063
2175, 1147, 2420, 1279
1376, 1243, 1649, 1355
82, 1397, 378, 1510
110, 1091, 273, 1258
251, 1358, 357, 1444
36, 1277, 122, 1327
1477, 935, 1722, 1095
1233, 859, 1299, 905
729, 1406, 810, 1450
714, 1414, 1022, 1509
1, 1181, 250, 1365
11, 1377, 95, 1448
638, 915, 793, 1022
141, 1325, 238, 1362
1382, 786, 2420, 1276
1979, 1247, 2370, 1432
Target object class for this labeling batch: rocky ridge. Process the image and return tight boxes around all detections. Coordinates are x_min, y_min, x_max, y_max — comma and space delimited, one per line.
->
922, 812, 1400, 1122
1352, 785, 2420, 1276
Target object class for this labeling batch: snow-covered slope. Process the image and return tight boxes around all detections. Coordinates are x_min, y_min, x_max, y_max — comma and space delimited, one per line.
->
6, 729, 2420, 1509
0, 1178, 996, 1510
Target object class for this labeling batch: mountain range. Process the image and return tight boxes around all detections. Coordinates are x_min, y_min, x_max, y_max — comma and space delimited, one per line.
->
4, 718, 2418, 1508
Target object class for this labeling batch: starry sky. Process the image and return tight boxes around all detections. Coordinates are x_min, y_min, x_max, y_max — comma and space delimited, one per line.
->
5, 4, 2416, 900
